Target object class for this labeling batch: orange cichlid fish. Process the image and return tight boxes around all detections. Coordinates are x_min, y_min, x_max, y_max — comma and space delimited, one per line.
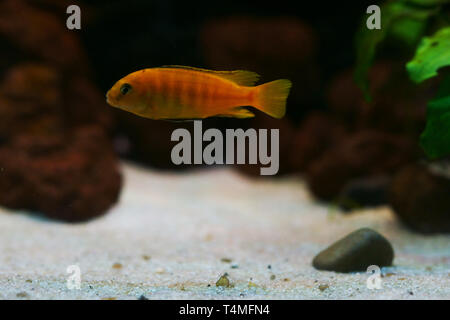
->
106, 65, 292, 120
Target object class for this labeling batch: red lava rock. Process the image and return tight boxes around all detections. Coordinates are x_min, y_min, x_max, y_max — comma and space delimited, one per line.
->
327, 62, 393, 121
0, 0, 87, 72
63, 75, 113, 130
389, 162, 450, 234
306, 130, 419, 201
0, 63, 112, 138
326, 61, 432, 136
0, 64, 65, 140
0, 1, 121, 221
0, 126, 122, 222
288, 112, 348, 173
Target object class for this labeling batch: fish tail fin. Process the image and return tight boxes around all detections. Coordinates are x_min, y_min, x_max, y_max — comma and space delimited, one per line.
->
253, 79, 292, 119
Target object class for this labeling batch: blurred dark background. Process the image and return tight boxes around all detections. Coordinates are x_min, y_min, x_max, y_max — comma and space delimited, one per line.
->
0, 0, 449, 233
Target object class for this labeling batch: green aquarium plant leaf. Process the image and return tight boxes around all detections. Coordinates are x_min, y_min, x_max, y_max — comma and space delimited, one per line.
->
388, 16, 427, 47
355, 0, 438, 101
420, 74, 450, 159
407, 27, 450, 83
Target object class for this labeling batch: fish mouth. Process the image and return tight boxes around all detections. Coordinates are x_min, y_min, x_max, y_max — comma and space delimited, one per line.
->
105, 91, 115, 106
105, 90, 129, 110
106, 95, 125, 110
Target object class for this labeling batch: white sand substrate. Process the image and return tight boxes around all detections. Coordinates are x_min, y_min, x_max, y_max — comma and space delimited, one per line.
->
0, 161, 448, 299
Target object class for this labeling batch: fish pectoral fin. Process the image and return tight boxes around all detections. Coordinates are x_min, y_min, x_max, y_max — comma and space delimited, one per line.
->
159, 65, 260, 86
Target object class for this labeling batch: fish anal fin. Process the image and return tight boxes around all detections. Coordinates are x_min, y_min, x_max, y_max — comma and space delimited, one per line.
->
160, 65, 260, 86
216, 107, 255, 119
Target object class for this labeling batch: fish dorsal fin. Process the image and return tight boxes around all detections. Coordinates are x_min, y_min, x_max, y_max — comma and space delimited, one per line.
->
160, 65, 260, 86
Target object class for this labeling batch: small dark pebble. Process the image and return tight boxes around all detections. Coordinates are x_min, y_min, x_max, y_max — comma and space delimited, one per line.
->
267, 265, 272, 269
16, 292, 29, 298
408, 290, 414, 295
112, 263, 123, 269
318, 284, 329, 291
312, 228, 394, 273
221, 258, 232, 263
231, 264, 239, 269
381, 272, 395, 278
216, 274, 230, 287
138, 295, 149, 300
389, 162, 450, 234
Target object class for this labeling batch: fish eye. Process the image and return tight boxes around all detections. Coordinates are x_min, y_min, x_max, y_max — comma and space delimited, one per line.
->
120, 83, 132, 95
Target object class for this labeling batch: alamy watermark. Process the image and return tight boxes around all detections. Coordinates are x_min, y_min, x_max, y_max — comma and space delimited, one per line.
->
65, 4, 380, 32
366, 265, 383, 290
66, 264, 81, 290
366, 5, 381, 30
66, 5, 81, 30
171, 121, 279, 176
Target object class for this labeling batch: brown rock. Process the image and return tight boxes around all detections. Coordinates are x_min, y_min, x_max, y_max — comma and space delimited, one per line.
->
0, 66, 111, 142
0, 64, 65, 140
326, 61, 433, 136
389, 162, 450, 234
307, 130, 418, 200
0, 126, 122, 222
326, 62, 393, 123
312, 228, 394, 273
0, 0, 87, 72
63, 75, 113, 130
288, 112, 347, 172
215, 274, 231, 287
0, 1, 120, 221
